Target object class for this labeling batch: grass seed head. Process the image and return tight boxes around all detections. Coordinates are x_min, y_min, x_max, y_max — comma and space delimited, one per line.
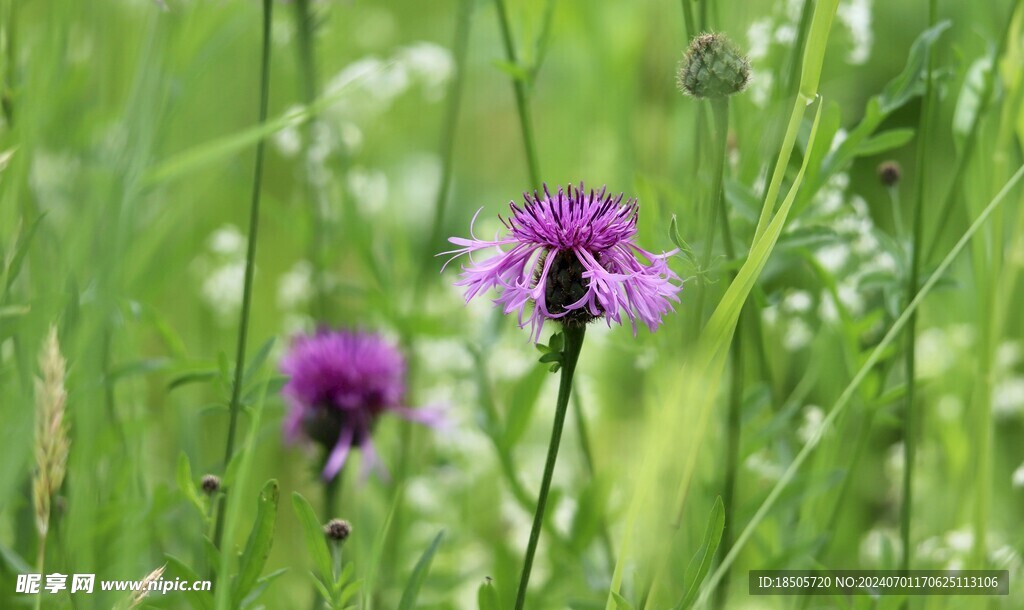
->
33, 325, 69, 538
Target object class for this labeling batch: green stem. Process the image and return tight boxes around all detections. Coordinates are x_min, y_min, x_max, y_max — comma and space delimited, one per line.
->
689, 97, 730, 338
312, 472, 341, 610
32, 534, 45, 610
901, 0, 937, 575
417, 0, 474, 297
291, 0, 330, 320
513, 325, 586, 610
680, 0, 696, 41
213, 0, 273, 553
922, 0, 1019, 262
494, 0, 542, 190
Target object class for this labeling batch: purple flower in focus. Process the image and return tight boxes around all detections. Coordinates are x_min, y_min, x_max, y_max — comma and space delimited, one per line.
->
281, 328, 441, 481
442, 183, 682, 341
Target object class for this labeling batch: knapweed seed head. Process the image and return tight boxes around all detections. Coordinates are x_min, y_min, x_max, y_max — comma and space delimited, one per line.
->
201, 474, 221, 494
678, 33, 751, 99
281, 328, 442, 480
878, 160, 902, 187
442, 183, 682, 341
324, 518, 352, 542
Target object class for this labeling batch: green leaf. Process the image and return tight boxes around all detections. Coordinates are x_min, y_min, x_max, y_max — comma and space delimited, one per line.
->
676, 496, 726, 610
548, 331, 564, 353
241, 568, 288, 609
4, 213, 46, 294
109, 358, 172, 382
176, 453, 206, 517
538, 351, 561, 364
243, 337, 276, 385
0, 305, 30, 319
477, 579, 501, 610
397, 530, 445, 610
292, 492, 334, 586
165, 554, 214, 610
878, 20, 952, 113
0, 543, 31, 574
169, 369, 219, 392
612, 592, 637, 610
491, 59, 530, 82
855, 129, 915, 157
232, 479, 280, 607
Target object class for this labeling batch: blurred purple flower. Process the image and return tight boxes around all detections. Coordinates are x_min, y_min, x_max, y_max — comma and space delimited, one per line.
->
281, 328, 441, 481
442, 183, 682, 341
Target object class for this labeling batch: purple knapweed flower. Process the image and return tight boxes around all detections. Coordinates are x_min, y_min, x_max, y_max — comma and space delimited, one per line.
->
281, 328, 441, 480
442, 183, 682, 341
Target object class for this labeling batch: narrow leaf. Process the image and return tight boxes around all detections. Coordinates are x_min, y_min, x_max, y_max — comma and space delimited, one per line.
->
232, 479, 280, 606
397, 530, 445, 610
676, 496, 726, 610
292, 492, 334, 585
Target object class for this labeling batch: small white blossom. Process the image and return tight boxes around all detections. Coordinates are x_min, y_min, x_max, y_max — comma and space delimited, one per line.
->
347, 166, 389, 215
783, 290, 813, 313
1013, 463, 1024, 488
783, 318, 813, 350
201, 262, 246, 319
993, 377, 1024, 417
277, 260, 313, 310
207, 224, 245, 257
838, 0, 874, 64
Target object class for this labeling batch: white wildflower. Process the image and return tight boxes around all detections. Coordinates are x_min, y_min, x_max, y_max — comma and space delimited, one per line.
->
347, 166, 389, 215
782, 290, 813, 313
838, 0, 873, 64
276, 260, 313, 311
993, 377, 1024, 417
207, 224, 245, 257
783, 318, 813, 350
816, 243, 851, 274
797, 405, 825, 443
201, 261, 246, 318
399, 42, 454, 101
1012, 463, 1024, 488
747, 19, 773, 61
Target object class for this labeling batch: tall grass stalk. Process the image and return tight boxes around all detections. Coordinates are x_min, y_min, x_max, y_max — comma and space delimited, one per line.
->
698, 163, 1024, 605
689, 98, 730, 338
607, 3, 839, 604
291, 0, 330, 319
418, 0, 473, 297
32, 326, 68, 610
923, 0, 1021, 262
900, 0, 938, 573
514, 326, 586, 610
494, 0, 541, 189
212, 0, 273, 553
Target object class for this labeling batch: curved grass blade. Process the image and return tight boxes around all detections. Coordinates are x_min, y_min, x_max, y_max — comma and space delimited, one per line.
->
397, 530, 445, 610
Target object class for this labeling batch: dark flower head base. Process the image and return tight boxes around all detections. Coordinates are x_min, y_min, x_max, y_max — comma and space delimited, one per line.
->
443, 183, 682, 341
281, 328, 443, 481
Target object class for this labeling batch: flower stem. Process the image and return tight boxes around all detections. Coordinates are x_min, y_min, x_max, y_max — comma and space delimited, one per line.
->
494, 0, 542, 190
901, 0, 937, 574
514, 325, 586, 610
312, 471, 341, 610
213, 0, 273, 553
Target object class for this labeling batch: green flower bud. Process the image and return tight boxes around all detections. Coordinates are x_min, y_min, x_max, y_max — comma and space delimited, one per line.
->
678, 33, 751, 99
